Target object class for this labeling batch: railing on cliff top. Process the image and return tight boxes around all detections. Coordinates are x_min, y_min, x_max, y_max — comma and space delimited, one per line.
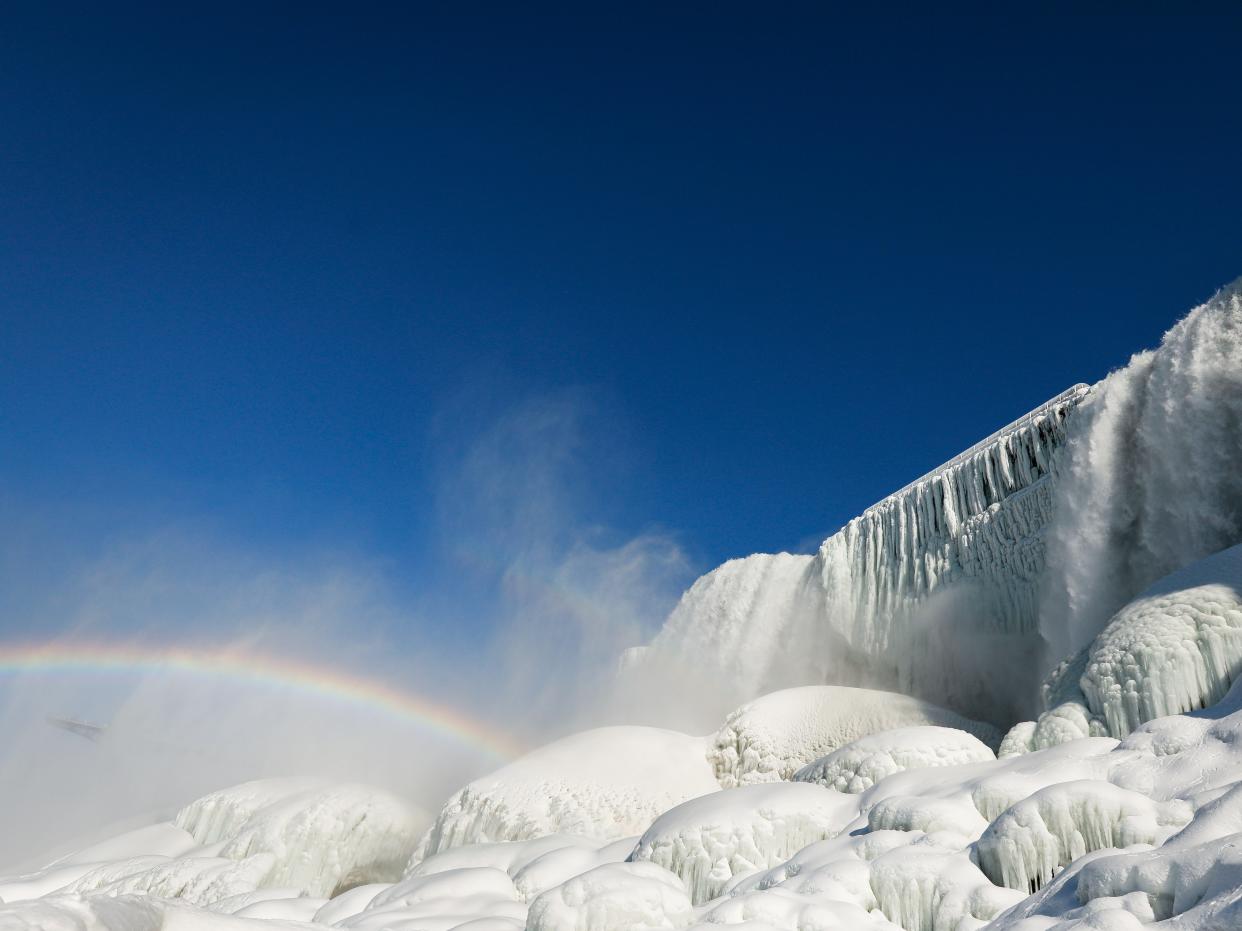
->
861, 383, 1093, 516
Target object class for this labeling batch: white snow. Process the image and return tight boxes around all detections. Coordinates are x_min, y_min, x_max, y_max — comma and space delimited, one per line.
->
415, 727, 719, 860
526, 862, 693, 931
793, 726, 995, 793
709, 686, 999, 788
629, 782, 859, 904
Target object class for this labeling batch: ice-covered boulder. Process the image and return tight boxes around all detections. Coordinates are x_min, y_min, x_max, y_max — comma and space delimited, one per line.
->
205, 782, 423, 897
415, 727, 719, 860
0, 893, 163, 931
997, 702, 1108, 757
867, 845, 1024, 931
695, 886, 900, 931
793, 726, 994, 793
976, 779, 1192, 894
629, 782, 859, 904
526, 862, 693, 931
333, 866, 527, 931
709, 686, 1000, 788
5, 780, 425, 910
1080, 543, 1242, 737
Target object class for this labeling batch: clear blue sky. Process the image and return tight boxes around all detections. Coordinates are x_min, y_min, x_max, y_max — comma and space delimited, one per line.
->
2, 7, 1241, 649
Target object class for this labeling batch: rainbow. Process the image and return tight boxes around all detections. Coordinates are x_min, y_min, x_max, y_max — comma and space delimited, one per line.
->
0, 641, 525, 761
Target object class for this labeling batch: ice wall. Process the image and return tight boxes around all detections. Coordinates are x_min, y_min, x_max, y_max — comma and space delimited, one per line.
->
623, 386, 1089, 726
1038, 283, 1242, 661
809, 384, 1089, 715
625, 282, 1242, 729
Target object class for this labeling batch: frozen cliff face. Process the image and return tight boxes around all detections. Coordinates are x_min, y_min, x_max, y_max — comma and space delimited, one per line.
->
793, 726, 995, 794
624, 386, 1090, 726
1040, 282, 1242, 661
618, 553, 817, 726
414, 727, 719, 861
708, 686, 999, 788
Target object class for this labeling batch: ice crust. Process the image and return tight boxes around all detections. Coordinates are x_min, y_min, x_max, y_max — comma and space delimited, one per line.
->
414, 727, 720, 860
630, 782, 860, 905
709, 687, 1000, 788
793, 726, 995, 794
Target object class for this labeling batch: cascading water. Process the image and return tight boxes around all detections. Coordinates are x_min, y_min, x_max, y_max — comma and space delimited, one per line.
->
1037, 282, 1242, 663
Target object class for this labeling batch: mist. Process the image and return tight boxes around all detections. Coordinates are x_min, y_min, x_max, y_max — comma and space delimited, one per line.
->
0, 388, 703, 871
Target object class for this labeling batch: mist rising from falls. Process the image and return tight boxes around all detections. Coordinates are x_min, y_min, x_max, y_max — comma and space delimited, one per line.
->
1038, 281, 1242, 663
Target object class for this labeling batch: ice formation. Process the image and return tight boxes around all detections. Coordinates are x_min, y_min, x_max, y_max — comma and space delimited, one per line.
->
5, 284, 1242, 931
629, 782, 859, 904
1081, 543, 1242, 737
0, 779, 424, 913
625, 385, 1090, 724
793, 726, 995, 793
415, 727, 719, 860
526, 862, 693, 931
976, 780, 1192, 893
709, 686, 999, 788
1039, 284, 1242, 662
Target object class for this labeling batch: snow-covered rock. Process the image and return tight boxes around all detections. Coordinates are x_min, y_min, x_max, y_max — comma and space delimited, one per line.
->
793, 726, 995, 794
526, 862, 693, 931
1080, 544, 1242, 737
976, 780, 1193, 893
415, 727, 719, 860
629, 782, 859, 904
709, 686, 999, 788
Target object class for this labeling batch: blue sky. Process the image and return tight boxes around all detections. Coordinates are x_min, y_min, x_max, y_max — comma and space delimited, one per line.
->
2, 7, 1241, 659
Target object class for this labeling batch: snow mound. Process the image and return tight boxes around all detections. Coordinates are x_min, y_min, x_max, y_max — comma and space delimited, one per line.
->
526, 862, 693, 931
695, 886, 901, 931
629, 782, 859, 905
1080, 543, 1242, 737
793, 726, 995, 793
208, 782, 423, 897
709, 686, 1000, 788
976, 779, 1192, 894
0, 780, 424, 912
0, 894, 163, 931
334, 866, 526, 931
416, 727, 718, 859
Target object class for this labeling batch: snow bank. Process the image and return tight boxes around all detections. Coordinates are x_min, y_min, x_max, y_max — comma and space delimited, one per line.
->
333, 866, 526, 931
630, 782, 859, 904
709, 686, 999, 788
416, 727, 718, 859
793, 726, 994, 793
526, 862, 693, 931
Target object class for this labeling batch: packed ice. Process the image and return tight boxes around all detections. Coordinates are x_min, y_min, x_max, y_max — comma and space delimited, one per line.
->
5, 283, 1242, 931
